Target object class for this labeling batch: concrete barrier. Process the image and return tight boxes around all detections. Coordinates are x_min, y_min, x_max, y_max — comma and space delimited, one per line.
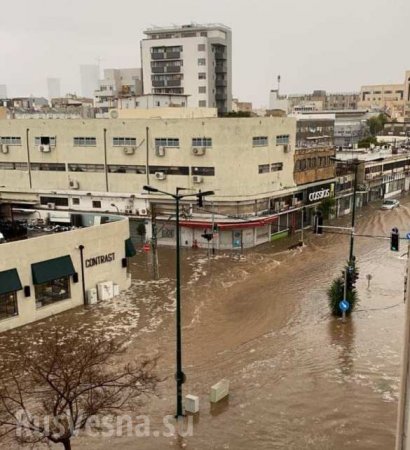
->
185, 394, 200, 413
210, 379, 230, 403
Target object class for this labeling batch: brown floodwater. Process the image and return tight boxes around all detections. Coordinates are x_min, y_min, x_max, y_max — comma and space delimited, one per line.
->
2, 196, 410, 449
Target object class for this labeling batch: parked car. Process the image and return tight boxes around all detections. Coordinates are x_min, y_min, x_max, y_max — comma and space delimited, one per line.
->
381, 199, 400, 210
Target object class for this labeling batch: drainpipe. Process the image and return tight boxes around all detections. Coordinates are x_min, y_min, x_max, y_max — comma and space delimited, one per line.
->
103, 128, 108, 192
26, 128, 32, 189
78, 245, 87, 306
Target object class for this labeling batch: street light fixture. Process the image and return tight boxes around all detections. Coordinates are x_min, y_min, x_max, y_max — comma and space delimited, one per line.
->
143, 185, 214, 418
110, 203, 119, 213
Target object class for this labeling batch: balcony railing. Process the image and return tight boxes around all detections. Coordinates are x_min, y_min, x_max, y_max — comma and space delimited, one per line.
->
151, 52, 181, 60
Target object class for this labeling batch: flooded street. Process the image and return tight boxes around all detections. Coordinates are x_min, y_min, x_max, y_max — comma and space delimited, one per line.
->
3, 196, 410, 449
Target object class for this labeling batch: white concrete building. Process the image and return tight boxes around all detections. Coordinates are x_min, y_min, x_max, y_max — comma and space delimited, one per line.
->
141, 23, 232, 114
117, 93, 188, 110
94, 68, 142, 115
0, 212, 133, 332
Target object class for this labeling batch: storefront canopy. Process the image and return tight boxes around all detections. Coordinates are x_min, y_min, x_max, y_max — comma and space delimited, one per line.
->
125, 238, 136, 257
0, 269, 22, 296
31, 255, 76, 285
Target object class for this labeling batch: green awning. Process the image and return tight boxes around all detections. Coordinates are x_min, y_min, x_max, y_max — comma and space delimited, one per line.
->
31, 255, 76, 285
125, 238, 136, 257
0, 269, 22, 295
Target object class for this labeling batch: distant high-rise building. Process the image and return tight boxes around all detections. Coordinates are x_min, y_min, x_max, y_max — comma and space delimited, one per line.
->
0, 85, 7, 98
47, 78, 61, 99
141, 23, 232, 114
80, 65, 99, 98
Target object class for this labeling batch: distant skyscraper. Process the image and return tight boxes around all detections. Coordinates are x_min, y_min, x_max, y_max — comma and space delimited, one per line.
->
80, 65, 99, 98
0, 85, 7, 98
47, 78, 61, 99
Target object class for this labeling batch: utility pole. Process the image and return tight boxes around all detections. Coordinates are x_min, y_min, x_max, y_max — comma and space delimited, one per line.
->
349, 160, 360, 263
150, 203, 159, 279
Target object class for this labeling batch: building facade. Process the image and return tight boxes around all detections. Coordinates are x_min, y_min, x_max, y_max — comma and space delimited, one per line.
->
0, 212, 132, 332
141, 23, 232, 114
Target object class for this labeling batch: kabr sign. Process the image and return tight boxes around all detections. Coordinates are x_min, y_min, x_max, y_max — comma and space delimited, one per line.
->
306, 183, 335, 204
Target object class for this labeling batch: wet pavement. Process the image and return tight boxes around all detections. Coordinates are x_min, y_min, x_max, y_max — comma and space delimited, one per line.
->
2, 195, 410, 449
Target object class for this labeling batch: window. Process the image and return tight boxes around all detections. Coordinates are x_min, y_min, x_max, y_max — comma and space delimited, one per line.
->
112, 137, 137, 147
35, 277, 70, 308
149, 166, 189, 176
0, 162, 28, 170
198, 86, 206, 94
200, 31, 208, 37
68, 164, 105, 173
0, 137, 21, 145
161, 227, 175, 239
40, 196, 69, 207
271, 163, 283, 172
198, 100, 207, 107
30, 163, 66, 171
155, 138, 180, 148
108, 165, 146, 174
72, 198, 80, 205
258, 164, 270, 174
92, 201, 101, 208
198, 44, 206, 51
35, 136, 56, 146
73, 137, 96, 147
276, 135, 290, 145
192, 137, 212, 147
198, 72, 206, 80
253, 136, 268, 147
198, 58, 206, 66
0, 292, 18, 320
191, 166, 215, 176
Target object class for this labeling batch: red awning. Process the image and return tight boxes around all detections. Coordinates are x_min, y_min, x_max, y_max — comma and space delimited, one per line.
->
179, 215, 278, 230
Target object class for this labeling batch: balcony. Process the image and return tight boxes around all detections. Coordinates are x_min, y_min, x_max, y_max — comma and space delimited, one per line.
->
215, 51, 226, 60
215, 93, 227, 101
165, 66, 181, 73
151, 51, 181, 60
152, 66, 164, 74
215, 79, 227, 87
152, 80, 165, 87
166, 80, 181, 87
215, 64, 227, 73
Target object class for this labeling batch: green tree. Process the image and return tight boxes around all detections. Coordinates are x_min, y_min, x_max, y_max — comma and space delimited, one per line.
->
367, 113, 388, 137
358, 136, 378, 148
317, 197, 336, 220
327, 262, 359, 317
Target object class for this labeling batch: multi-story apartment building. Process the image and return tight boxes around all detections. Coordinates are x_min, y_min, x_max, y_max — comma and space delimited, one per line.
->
286, 90, 359, 113
359, 70, 410, 120
94, 68, 142, 115
140, 23, 232, 114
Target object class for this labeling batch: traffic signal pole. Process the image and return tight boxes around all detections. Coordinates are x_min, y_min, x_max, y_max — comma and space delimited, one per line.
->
349, 161, 360, 264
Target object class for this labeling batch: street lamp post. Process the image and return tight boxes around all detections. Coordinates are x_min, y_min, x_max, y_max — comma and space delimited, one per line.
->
110, 203, 119, 214
143, 185, 214, 418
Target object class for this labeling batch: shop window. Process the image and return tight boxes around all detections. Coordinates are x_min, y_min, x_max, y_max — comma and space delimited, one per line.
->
0, 292, 18, 320
34, 277, 70, 308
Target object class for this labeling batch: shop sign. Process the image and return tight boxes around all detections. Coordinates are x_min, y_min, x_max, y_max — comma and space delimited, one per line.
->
85, 253, 115, 268
306, 183, 335, 204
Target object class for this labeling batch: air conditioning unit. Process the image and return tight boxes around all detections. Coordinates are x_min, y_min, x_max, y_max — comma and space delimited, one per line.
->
69, 180, 80, 190
192, 175, 203, 184
39, 144, 51, 153
1, 144, 9, 154
155, 171, 166, 180
123, 147, 135, 155
47, 202, 55, 209
139, 208, 148, 216
283, 144, 291, 153
87, 288, 98, 305
192, 147, 206, 156
156, 146, 166, 157
97, 281, 114, 301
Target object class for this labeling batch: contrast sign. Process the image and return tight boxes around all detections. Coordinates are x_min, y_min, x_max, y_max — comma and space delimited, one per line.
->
85, 253, 115, 268
306, 183, 335, 204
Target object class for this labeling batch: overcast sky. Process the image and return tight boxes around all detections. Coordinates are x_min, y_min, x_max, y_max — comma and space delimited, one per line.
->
1, 0, 409, 106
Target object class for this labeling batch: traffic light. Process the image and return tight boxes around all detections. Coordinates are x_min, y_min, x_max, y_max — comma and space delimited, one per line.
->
390, 227, 399, 252
314, 212, 323, 234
